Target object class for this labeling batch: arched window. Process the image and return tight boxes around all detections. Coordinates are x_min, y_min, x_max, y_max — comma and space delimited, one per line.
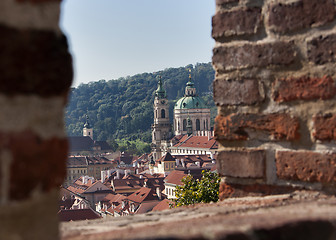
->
196, 119, 200, 131
183, 119, 187, 131
161, 109, 165, 118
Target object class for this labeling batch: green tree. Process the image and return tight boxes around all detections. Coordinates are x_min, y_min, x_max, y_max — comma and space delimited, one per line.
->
173, 170, 220, 207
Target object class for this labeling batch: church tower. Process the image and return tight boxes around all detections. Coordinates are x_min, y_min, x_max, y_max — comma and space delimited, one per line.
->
152, 76, 171, 160
83, 114, 93, 139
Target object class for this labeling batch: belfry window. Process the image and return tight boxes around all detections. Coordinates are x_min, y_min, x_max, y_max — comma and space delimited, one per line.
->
196, 119, 200, 131
183, 119, 187, 131
161, 109, 165, 118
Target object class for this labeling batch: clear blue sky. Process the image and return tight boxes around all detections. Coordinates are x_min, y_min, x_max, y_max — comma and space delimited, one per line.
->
60, 0, 215, 87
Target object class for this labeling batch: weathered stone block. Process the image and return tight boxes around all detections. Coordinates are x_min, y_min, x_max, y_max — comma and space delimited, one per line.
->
212, 41, 296, 71
217, 149, 266, 178
268, 0, 335, 34
307, 33, 336, 65
312, 114, 336, 141
216, 0, 239, 4
214, 78, 263, 105
215, 113, 300, 141
276, 150, 336, 183
0, 25, 72, 97
0, 131, 68, 200
273, 76, 336, 102
212, 7, 262, 39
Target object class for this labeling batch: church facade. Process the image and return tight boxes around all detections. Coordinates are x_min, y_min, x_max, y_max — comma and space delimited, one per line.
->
151, 74, 212, 161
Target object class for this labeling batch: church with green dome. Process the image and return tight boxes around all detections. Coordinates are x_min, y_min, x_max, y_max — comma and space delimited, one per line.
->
151, 74, 211, 160
173, 74, 211, 136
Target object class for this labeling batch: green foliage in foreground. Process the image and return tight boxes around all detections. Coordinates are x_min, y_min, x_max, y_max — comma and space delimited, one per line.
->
173, 171, 220, 207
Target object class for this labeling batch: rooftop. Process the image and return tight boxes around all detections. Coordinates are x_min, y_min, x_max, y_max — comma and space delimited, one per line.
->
61, 190, 336, 239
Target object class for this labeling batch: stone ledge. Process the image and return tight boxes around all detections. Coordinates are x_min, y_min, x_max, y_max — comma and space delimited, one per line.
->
60, 191, 336, 239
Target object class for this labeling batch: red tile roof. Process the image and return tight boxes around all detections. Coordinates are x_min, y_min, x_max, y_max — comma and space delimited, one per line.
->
164, 171, 188, 186
156, 152, 175, 164
58, 208, 101, 222
152, 199, 174, 211
135, 201, 161, 214
173, 135, 218, 149
127, 187, 159, 204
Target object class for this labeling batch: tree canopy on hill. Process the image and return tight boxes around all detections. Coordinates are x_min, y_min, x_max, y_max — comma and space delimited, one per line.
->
65, 62, 215, 143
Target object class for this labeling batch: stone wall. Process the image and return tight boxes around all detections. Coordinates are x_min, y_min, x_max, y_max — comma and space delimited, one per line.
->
0, 0, 72, 239
212, 0, 336, 199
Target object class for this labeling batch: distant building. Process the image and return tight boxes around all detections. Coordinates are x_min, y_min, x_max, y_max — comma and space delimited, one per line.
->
151, 76, 172, 161
169, 135, 218, 157
66, 176, 113, 207
173, 73, 211, 136
64, 156, 116, 186
68, 115, 114, 155
150, 152, 175, 175
151, 74, 217, 169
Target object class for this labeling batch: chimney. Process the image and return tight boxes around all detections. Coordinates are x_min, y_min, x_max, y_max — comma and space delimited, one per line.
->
116, 170, 120, 179
156, 187, 162, 200
181, 159, 185, 168
176, 159, 180, 166
196, 161, 201, 168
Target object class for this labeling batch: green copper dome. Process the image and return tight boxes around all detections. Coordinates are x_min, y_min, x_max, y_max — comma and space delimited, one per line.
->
174, 96, 207, 110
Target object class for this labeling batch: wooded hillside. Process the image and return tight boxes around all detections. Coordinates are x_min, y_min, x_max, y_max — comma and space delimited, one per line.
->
65, 62, 215, 144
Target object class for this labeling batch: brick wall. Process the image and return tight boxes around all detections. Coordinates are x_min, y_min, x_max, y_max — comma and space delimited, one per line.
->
0, 0, 72, 239
212, 0, 336, 198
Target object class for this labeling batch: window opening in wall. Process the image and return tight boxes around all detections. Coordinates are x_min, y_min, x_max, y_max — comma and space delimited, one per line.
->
196, 119, 200, 131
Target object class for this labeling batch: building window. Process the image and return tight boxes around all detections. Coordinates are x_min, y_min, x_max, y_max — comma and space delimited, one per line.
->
161, 109, 165, 118
196, 119, 200, 131
183, 119, 187, 131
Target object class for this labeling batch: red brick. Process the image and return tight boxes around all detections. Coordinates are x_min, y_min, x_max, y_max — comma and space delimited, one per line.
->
0, 131, 67, 200
307, 33, 336, 65
273, 76, 336, 102
212, 41, 296, 71
212, 7, 262, 39
214, 78, 263, 105
217, 149, 266, 178
268, 0, 335, 34
312, 114, 336, 141
276, 150, 336, 183
215, 113, 300, 141
219, 182, 297, 200
0, 24, 73, 97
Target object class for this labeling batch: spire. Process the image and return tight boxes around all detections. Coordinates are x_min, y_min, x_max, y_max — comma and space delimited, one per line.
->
185, 69, 196, 97
155, 75, 166, 99
84, 114, 91, 128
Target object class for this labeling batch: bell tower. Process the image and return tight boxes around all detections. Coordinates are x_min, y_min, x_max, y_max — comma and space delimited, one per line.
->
83, 114, 93, 139
152, 76, 171, 160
